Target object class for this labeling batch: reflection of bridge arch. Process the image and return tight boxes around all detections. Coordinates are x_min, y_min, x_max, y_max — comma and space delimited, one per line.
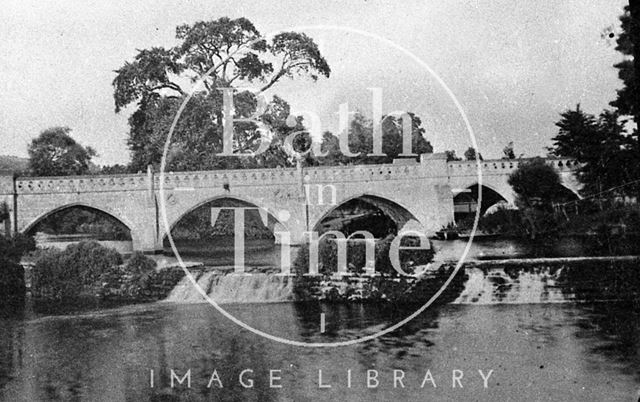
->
22, 203, 134, 242
312, 193, 423, 237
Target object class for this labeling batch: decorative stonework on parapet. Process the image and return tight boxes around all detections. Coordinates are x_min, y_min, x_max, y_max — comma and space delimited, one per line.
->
446, 157, 577, 177
15, 174, 148, 194
3, 157, 578, 196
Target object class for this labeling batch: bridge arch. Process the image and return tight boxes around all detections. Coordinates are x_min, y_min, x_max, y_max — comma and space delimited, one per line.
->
22, 203, 135, 244
557, 182, 582, 200
162, 194, 291, 242
453, 183, 511, 218
311, 193, 423, 238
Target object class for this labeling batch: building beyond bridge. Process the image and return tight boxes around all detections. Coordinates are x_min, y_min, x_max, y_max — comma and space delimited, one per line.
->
0, 154, 579, 253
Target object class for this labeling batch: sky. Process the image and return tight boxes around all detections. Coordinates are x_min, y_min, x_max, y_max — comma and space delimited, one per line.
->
0, 0, 629, 165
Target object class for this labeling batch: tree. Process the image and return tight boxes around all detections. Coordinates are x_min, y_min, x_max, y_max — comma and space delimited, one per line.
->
610, 5, 640, 129
551, 105, 635, 196
608, 4, 640, 196
315, 112, 433, 165
99, 164, 130, 175
444, 150, 461, 162
464, 147, 482, 161
502, 142, 516, 159
508, 158, 562, 210
113, 17, 330, 171
507, 158, 563, 239
28, 127, 96, 176
0, 233, 35, 302
0, 201, 9, 237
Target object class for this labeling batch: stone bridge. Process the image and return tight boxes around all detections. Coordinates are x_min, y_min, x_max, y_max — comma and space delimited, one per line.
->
0, 154, 579, 252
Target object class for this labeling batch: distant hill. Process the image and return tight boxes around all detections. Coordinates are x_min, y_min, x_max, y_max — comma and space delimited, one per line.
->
0, 155, 29, 175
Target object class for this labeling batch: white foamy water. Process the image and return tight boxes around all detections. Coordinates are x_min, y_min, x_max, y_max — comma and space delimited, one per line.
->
165, 272, 294, 304
453, 267, 571, 304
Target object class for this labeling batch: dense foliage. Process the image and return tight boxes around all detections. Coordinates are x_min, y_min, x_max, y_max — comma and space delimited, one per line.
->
293, 234, 434, 277
31, 241, 123, 299
27, 127, 96, 176
111, 17, 434, 172
123, 251, 157, 276
507, 157, 563, 210
552, 106, 636, 196
113, 17, 330, 172
29, 206, 131, 240
0, 233, 35, 264
464, 147, 482, 161
610, 4, 640, 126
0, 233, 35, 301
551, 5, 640, 198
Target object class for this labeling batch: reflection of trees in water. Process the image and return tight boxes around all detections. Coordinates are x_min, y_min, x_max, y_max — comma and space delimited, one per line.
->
558, 260, 640, 302
0, 305, 25, 392
292, 302, 442, 369
573, 303, 640, 382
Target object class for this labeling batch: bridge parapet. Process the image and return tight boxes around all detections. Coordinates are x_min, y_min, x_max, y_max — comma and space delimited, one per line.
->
15, 174, 148, 194
304, 161, 439, 183
157, 167, 299, 189
12, 157, 448, 195
447, 157, 577, 177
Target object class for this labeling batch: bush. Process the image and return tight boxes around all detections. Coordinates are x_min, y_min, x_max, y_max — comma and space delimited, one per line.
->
0, 233, 35, 263
293, 233, 434, 276
31, 241, 122, 299
0, 259, 26, 301
124, 251, 157, 275
0, 233, 35, 302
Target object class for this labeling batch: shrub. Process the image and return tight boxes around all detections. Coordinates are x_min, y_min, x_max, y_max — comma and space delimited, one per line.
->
374, 234, 434, 275
0, 233, 35, 301
0, 259, 26, 301
124, 251, 157, 276
0, 233, 35, 263
293, 233, 434, 276
31, 241, 122, 299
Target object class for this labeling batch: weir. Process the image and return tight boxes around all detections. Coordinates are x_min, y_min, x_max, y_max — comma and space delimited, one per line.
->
165, 272, 294, 304
452, 267, 567, 304
162, 256, 640, 305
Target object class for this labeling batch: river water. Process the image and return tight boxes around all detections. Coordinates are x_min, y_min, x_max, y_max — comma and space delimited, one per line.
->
1, 299, 639, 401
2, 239, 640, 401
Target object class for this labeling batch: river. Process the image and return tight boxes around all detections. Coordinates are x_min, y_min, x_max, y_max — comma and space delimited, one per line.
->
2, 238, 640, 401
1, 299, 639, 401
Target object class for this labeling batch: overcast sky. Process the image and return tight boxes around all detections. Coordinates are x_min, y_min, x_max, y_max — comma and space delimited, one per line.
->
0, 0, 628, 165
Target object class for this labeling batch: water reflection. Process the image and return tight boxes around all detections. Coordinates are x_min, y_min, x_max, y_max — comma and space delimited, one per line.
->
1, 300, 640, 401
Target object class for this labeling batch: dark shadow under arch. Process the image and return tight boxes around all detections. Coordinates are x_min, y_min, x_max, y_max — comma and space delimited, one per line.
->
453, 184, 508, 223
163, 197, 289, 267
25, 204, 132, 241
313, 194, 419, 238
163, 197, 288, 244
555, 185, 581, 203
